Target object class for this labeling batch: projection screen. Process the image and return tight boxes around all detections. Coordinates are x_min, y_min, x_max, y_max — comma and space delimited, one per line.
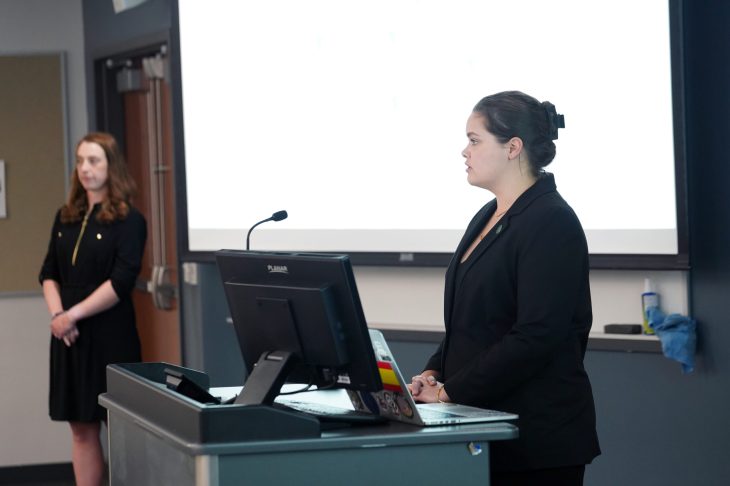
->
173, 0, 686, 266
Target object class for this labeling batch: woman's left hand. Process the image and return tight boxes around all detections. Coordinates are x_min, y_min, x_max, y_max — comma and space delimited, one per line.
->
51, 312, 79, 346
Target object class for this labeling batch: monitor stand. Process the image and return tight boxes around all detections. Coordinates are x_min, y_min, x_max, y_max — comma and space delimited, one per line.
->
234, 350, 295, 406
229, 351, 323, 439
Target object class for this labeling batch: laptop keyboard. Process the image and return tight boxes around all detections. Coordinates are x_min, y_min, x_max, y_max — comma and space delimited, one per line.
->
416, 407, 464, 420
275, 399, 386, 424
417, 404, 517, 420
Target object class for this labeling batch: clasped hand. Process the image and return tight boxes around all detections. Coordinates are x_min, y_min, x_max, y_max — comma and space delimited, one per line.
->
408, 372, 447, 403
51, 312, 80, 346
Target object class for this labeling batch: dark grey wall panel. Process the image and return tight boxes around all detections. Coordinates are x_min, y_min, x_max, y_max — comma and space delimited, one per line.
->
82, 0, 171, 56
180, 263, 244, 387
82, 0, 172, 129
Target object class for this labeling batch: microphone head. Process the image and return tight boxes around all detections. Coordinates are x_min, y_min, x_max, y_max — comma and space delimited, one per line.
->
271, 210, 288, 222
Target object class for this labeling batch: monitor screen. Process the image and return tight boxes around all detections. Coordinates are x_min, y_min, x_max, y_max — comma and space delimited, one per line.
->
215, 250, 382, 405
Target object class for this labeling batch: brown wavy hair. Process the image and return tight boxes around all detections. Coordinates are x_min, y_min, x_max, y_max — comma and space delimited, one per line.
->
60, 132, 137, 224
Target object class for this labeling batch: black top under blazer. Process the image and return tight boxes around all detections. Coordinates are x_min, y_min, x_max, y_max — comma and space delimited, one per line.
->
425, 173, 600, 472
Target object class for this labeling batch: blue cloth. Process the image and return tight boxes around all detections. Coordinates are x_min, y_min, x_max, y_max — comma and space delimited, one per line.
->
647, 307, 697, 373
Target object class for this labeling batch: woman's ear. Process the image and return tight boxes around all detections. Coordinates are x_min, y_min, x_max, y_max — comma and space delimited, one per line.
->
507, 137, 524, 161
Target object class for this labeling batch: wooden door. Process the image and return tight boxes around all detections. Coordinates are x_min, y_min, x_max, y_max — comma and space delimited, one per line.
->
100, 48, 181, 363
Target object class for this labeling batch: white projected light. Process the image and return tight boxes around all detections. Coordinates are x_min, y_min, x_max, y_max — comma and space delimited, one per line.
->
177, 0, 678, 255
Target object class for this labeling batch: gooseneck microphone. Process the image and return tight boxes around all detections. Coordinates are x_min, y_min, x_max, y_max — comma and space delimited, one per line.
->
246, 210, 288, 250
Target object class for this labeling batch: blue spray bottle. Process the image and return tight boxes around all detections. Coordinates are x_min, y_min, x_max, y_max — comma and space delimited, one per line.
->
641, 278, 659, 335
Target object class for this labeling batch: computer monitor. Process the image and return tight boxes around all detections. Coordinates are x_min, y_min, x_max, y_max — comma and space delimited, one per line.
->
215, 250, 383, 406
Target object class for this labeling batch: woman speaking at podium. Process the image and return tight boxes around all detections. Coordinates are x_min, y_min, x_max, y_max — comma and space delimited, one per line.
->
39, 132, 146, 486
410, 91, 600, 485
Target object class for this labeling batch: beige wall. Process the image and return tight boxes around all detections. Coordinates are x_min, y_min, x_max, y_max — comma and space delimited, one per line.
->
0, 296, 71, 465
0, 0, 86, 467
354, 267, 688, 333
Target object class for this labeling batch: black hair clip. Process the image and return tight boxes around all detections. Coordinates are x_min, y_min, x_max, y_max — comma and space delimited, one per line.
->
544, 102, 565, 140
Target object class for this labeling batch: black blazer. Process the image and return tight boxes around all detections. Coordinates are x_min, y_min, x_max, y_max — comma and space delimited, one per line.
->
425, 173, 600, 471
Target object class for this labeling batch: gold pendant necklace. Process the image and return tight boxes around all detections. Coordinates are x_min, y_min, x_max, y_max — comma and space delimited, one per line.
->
71, 211, 91, 266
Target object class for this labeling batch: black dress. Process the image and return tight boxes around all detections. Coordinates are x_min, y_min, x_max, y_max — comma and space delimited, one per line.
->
39, 204, 147, 422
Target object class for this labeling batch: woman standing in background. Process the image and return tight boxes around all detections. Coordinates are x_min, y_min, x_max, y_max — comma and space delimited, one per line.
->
40, 132, 146, 486
410, 91, 600, 485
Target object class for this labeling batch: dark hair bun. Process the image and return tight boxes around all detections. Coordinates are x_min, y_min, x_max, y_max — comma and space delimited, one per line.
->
541, 101, 565, 140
